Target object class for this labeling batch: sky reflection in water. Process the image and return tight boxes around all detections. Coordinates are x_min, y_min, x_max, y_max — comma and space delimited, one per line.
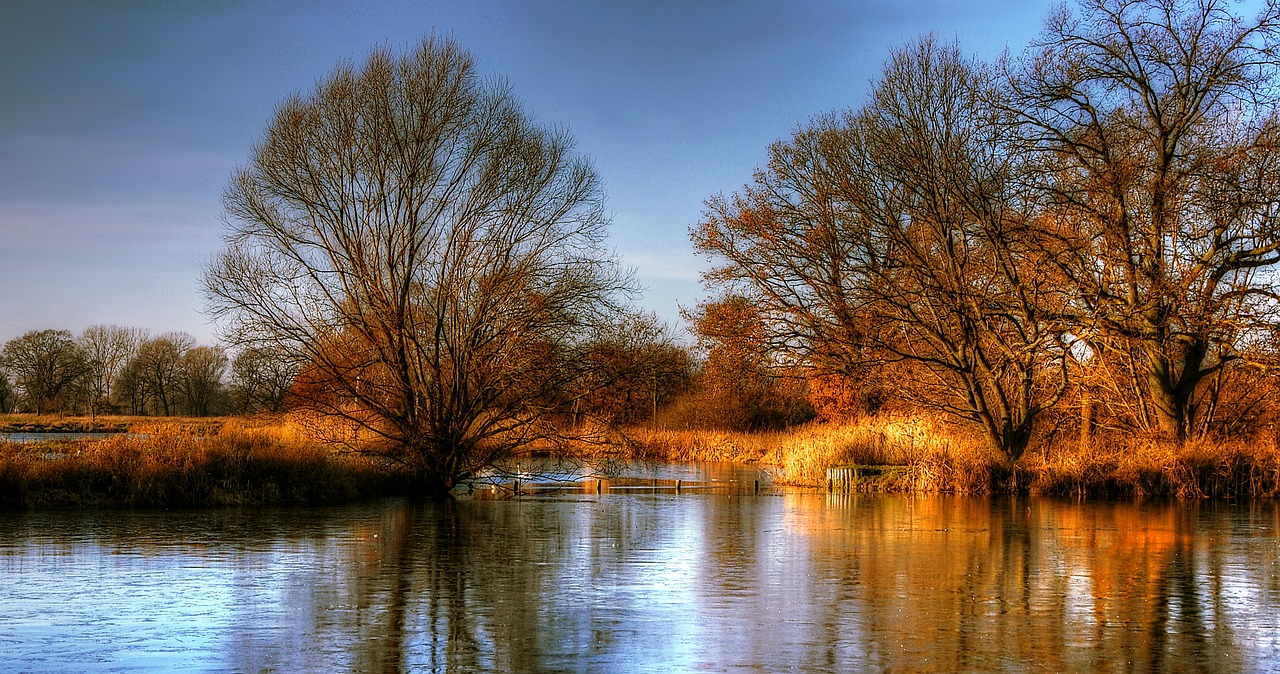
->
0, 476, 1277, 672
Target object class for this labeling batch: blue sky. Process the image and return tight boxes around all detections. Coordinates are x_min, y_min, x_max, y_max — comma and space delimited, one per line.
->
1, 0, 1062, 346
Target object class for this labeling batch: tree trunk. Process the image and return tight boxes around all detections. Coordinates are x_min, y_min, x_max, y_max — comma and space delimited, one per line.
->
1000, 419, 1033, 462
1143, 342, 1207, 443
1147, 372, 1188, 441
982, 411, 1033, 463
1079, 390, 1095, 451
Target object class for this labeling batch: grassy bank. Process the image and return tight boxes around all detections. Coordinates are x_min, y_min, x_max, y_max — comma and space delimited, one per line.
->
0, 419, 395, 509
625, 418, 1280, 498
6, 413, 1277, 506
0, 413, 229, 435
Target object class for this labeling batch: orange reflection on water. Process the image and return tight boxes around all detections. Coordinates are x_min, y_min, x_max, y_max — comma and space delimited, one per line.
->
1, 491, 1276, 672
783, 494, 1277, 672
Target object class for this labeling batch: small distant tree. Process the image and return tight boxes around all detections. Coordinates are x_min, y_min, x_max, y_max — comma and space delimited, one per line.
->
113, 358, 148, 415
572, 313, 694, 426
0, 369, 13, 413
129, 333, 194, 416
79, 325, 144, 416
229, 346, 298, 413
179, 345, 228, 417
204, 37, 633, 495
1, 330, 89, 415
680, 296, 813, 431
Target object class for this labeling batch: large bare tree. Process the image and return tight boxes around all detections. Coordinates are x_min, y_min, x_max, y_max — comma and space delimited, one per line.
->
853, 38, 1071, 458
204, 37, 632, 495
695, 38, 1068, 459
1011, 0, 1280, 440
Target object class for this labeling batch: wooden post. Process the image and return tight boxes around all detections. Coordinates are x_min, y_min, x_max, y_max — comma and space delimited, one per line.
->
676, 479, 682, 494
754, 479, 759, 494
513, 479, 520, 496
828, 467, 860, 493
596, 479, 603, 494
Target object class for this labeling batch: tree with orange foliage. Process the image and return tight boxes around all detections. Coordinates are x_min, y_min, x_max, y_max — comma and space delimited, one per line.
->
695, 38, 1070, 459
679, 295, 813, 431
1010, 0, 1280, 441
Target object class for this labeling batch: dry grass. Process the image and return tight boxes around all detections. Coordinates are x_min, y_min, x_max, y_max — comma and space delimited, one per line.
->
627, 417, 1280, 498
6, 412, 1277, 504
0, 413, 133, 433
627, 416, 969, 488
0, 413, 231, 435
0, 419, 395, 509
1027, 437, 1280, 498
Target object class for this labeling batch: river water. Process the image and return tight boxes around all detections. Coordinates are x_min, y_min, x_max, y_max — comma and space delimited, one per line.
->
0, 432, 123, 444
0, 463, 1277, 672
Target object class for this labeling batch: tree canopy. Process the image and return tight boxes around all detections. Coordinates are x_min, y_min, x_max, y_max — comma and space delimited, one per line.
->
694, 0, 1280, 453
204, 36, 635, 495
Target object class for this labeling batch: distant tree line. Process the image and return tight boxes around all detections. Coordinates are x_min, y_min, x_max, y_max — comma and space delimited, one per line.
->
0, 325, 296, 417
692, 0, 1280, 458
0, 318, 698, 426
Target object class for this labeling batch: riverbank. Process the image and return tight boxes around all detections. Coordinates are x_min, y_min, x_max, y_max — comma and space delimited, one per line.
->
0, 414, 226, 435
623, 418, 1280, 498
0, 419, 394, 509
0, 414, 133, 434
5, 413, 1279, 507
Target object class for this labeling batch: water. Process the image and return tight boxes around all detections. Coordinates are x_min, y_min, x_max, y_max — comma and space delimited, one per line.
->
1, 432, 122, 444
0, 464, 1277, 672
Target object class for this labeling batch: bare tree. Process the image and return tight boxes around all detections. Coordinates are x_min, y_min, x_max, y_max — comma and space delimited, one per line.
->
695, 38, 1068, 459
78, 324, 144, 416
1010, 0, 1280, 440
0, 368, 13, 414
113, 357, 148, 416
204, 37, 633, 495
570, 312, 694, 426
229, 346, 298, 413
130, 333, 194, 416
1, 330, 89, 415
179, 345, 228, 417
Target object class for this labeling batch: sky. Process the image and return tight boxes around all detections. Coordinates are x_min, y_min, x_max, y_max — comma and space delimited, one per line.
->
0, 0, 1065, 347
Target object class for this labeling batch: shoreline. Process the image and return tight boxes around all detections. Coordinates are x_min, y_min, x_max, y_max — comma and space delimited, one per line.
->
3, 413, 1278, 509
619, 421, 1280, 500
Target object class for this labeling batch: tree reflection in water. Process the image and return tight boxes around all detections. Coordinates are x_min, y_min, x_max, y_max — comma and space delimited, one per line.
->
0, 490, 1277, 672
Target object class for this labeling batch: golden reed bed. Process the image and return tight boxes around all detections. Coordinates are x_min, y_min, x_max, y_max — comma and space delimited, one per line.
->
3, 413, 1278, 507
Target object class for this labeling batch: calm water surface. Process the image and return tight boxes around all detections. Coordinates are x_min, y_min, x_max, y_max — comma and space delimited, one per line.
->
1, 463, 1278, 673
1, 432, 122, 444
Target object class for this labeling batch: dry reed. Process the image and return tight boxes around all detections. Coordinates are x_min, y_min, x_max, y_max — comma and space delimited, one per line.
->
0, 421, 395, 509
627, 417, 1280, 498
6, 413, 1277, 505
1027, 437, 1280, 498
